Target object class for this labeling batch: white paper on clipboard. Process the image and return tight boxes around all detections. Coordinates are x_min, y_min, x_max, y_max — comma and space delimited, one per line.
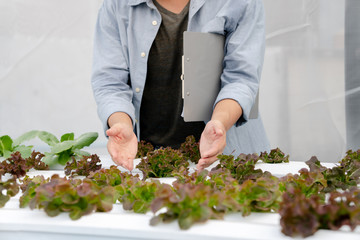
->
182, 31, 259, 122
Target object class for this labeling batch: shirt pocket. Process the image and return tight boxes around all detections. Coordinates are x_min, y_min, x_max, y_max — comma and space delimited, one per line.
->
201, 16, 235, 36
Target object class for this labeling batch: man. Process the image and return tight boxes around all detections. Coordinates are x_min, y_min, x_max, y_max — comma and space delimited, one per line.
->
91, 0, 270, 171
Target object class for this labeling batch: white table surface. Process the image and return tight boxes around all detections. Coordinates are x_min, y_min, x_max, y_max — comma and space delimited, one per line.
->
0, 153, 359, 240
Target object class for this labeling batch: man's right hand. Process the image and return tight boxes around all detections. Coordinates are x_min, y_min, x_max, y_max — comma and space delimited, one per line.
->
106, 113, 138, 171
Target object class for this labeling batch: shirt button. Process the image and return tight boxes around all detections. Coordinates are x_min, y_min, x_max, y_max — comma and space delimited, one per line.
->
135, 87, 140, 93
152, 20, 158, 26
141, 52, 146, 58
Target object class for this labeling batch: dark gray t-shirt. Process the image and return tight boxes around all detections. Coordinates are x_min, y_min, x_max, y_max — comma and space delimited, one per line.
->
140, 1, 205, 148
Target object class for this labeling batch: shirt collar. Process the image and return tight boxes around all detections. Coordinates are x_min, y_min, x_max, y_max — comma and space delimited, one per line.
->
127, 0, 206, 7
128, 0, 148, 7
127, 0, 206, 18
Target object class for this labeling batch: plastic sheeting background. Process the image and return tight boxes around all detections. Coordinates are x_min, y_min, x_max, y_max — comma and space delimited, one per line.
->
0, 0, 359, 162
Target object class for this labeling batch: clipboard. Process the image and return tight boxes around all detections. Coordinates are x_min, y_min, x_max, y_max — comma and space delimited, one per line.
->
182, 31, 259, 122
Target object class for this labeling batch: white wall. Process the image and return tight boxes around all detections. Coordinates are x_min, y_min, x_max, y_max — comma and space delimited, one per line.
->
261, 0, 346, 162
0, 0, 107, 149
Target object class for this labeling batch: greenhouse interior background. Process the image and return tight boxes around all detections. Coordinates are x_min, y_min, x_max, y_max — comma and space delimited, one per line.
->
0, 0, 359, 163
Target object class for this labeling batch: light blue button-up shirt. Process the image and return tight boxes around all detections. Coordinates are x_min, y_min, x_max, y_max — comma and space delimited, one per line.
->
91, 0, 270, 155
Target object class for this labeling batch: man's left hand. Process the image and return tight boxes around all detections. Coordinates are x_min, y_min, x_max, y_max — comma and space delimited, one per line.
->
197, 120, 226, 171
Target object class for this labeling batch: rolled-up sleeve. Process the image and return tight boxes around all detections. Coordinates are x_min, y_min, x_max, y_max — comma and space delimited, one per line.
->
91, 1, 135, 135
215, 0, 265, 126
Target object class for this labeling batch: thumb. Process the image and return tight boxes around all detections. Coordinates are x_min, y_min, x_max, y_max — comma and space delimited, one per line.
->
106, 127, 118, 137
214, 127, 224, 137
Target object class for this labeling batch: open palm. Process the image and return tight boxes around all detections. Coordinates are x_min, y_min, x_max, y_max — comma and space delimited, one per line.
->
197, 120, 226, 170
106, 123, 138, 171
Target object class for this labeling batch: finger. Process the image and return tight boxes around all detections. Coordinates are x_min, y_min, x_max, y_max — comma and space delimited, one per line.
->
114, 159, 129, 170
201, 139, 223, 158
196, 156, 217, 171
122, 157, 134, 171
196, 163, 205, 171
108, 148, 125, 167
111, 154, 123, 166
202, 146, 219, 159
116, 156, 134, 171
127, 158, 134, 171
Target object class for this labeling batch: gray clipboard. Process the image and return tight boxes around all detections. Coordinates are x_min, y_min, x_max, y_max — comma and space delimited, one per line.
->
182, 31, 259, 122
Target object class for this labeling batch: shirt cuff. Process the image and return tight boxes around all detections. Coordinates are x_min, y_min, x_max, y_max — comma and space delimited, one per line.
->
214, 83, 257, 127
97, 101, 136, 137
